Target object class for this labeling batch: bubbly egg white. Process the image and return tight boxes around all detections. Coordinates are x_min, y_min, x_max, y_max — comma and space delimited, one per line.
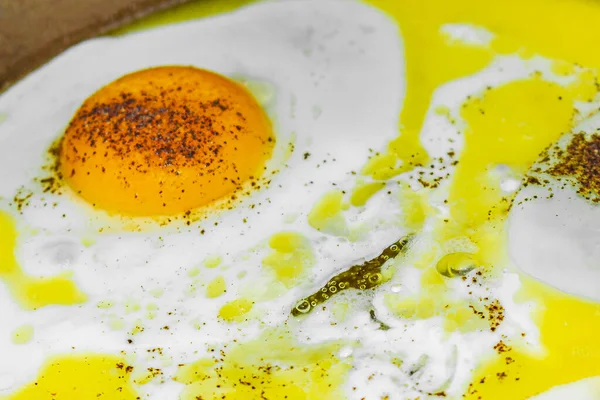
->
2, 1, 597, 400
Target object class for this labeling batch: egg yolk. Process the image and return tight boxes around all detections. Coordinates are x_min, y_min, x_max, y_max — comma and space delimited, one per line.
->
59, 66, 274, 216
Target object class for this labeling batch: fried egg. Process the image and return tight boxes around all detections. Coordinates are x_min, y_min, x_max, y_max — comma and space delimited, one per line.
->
0, 1, 407, 399
3, 0, 600, 399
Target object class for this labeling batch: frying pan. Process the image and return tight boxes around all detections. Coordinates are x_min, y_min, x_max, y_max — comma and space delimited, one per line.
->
0, 0, 192, 91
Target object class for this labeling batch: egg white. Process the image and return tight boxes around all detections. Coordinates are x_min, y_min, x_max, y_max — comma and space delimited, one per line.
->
531, 376, 600, 400
509, 112, 600, 302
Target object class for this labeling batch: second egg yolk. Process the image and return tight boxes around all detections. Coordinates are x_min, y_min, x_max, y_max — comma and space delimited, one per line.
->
59, 66, 274, 216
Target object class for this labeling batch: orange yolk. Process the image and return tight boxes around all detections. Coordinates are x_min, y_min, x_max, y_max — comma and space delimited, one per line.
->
59, 66, 274, 216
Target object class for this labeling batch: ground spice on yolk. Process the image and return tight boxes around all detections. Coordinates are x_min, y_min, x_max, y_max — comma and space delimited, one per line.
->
59, 66, 274, 216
